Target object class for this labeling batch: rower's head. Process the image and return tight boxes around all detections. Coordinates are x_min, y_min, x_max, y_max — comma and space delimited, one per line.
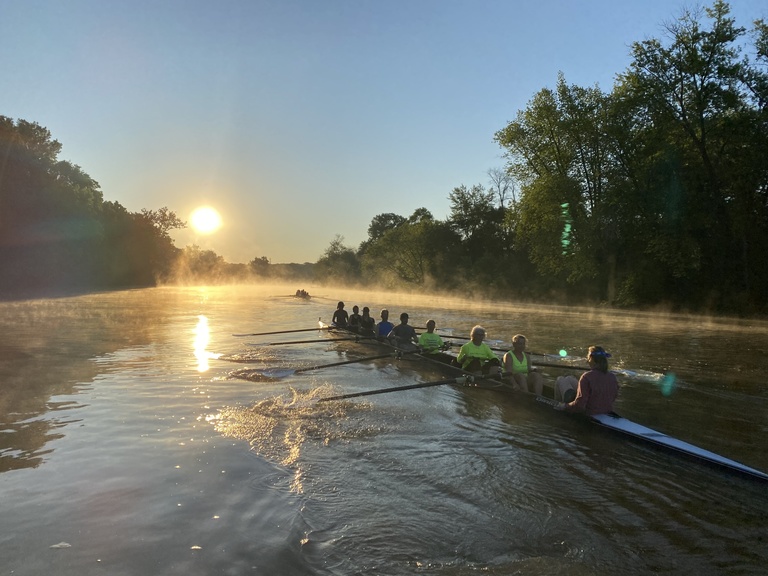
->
470, 325, 486, 343
380, 309, 389, 321
587, 346, 611, 373
362, 306, 370, 317
337, 301, 345, 309
399, 312, 409, 324
352, 305, 359, 313
426, 319, 436, 332
512, 334, 527, 350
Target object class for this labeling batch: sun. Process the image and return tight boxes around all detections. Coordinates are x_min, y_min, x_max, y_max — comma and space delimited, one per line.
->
190, 206, 222, 234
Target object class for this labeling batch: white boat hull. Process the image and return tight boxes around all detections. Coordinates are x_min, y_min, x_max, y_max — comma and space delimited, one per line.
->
589, 413, 768, 481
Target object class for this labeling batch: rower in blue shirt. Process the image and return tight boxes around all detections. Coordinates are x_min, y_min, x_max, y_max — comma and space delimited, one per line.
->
376, 309, 394, 340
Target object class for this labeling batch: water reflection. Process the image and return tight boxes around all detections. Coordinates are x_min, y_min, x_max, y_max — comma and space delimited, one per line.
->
193, 315, 220, 372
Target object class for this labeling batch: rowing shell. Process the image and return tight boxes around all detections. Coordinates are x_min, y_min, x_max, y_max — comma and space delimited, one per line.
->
324, 322, 768, 482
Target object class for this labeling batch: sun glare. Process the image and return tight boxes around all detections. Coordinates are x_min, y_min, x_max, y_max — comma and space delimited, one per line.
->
190, 206, 222, 234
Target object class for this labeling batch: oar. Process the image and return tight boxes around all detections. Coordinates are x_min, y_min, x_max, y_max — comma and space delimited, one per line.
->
254, 352, 398, 379
534, 361, 589, 371
251, 337, 362, 346
234, 327, 331, 337
318, 375, 482, 402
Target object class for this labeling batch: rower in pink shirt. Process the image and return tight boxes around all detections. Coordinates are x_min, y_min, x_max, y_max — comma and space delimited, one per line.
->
555, 346, 619, 415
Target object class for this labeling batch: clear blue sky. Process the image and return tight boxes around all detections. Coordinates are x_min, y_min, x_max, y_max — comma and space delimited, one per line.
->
3, 0, 765, 263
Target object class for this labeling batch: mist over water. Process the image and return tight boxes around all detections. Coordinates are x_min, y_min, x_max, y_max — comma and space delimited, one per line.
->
1, 285, 766, 575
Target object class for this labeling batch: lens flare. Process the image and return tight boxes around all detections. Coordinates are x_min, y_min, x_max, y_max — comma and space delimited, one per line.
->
660, 373, 677, 396
561, 203, 572, 254
559, 349, 568, 357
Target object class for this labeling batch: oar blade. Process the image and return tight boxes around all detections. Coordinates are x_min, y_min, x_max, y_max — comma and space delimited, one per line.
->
258, 368, 297, 379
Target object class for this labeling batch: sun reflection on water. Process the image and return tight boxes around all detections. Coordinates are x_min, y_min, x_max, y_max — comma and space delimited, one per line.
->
194, 315, 220, 372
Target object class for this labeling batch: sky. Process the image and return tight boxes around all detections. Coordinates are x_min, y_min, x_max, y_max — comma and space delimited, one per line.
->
3, 0, 766, 264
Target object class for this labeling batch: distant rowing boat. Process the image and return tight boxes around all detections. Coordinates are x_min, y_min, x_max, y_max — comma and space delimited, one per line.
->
320, 321, 768, 482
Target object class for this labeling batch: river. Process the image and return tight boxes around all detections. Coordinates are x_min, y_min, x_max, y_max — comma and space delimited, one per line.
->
1, 285, 766, 575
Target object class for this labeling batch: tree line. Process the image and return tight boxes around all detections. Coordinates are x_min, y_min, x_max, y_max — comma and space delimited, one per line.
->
315, 1, 768, 314
2, 2, 766, 314
0, 116, 185, 296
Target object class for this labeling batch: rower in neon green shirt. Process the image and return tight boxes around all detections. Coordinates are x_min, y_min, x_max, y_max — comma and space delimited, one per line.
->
418, 319, 454, 364
418, 319, 444, 352
455, 325, 501, 375
502, 334, 543, 394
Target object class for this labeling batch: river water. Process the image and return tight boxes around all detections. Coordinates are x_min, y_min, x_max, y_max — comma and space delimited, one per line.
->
1, 285, 766, 575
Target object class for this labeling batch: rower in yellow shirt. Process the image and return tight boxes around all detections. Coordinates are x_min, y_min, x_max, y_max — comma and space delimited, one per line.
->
502, 334, 543, 394
454, 325, 501, 375
417, 319, 454, 364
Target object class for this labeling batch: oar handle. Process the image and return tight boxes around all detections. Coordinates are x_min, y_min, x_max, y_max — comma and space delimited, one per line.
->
535, 396, 560, 407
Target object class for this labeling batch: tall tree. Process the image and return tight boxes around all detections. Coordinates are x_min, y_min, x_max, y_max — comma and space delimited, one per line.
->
495, 76, 620, 301
249, 256, 271, 277
0, 117, 106, 292
487, 167, 516, 208
617, 0, 768, 309
0, 117, 190, 294
361, 209, 462, 288
315, 235, 360, 285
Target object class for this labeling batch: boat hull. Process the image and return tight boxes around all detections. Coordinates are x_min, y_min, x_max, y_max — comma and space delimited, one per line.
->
588, 412, 768, 481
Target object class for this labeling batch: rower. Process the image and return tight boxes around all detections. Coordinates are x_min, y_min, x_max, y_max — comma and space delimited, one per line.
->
348, 305, 362, 332
454, 325, 502, 376
502, 334, 544, 395
376, 309, 394, 340
418, 319, 454, 364
332, 301, 349, 328
555, 346, 619, 415
387, 312, 418, 349
359, 307, 376, 337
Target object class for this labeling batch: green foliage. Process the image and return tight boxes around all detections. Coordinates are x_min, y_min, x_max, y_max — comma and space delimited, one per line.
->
367, 213, 407, 240
361, 212, 462, 288
358, 213, 408, 255
314, 235, 360, 286
491, 1, 768, 311
495, 76, 618, 298
612, 0, 768, 309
